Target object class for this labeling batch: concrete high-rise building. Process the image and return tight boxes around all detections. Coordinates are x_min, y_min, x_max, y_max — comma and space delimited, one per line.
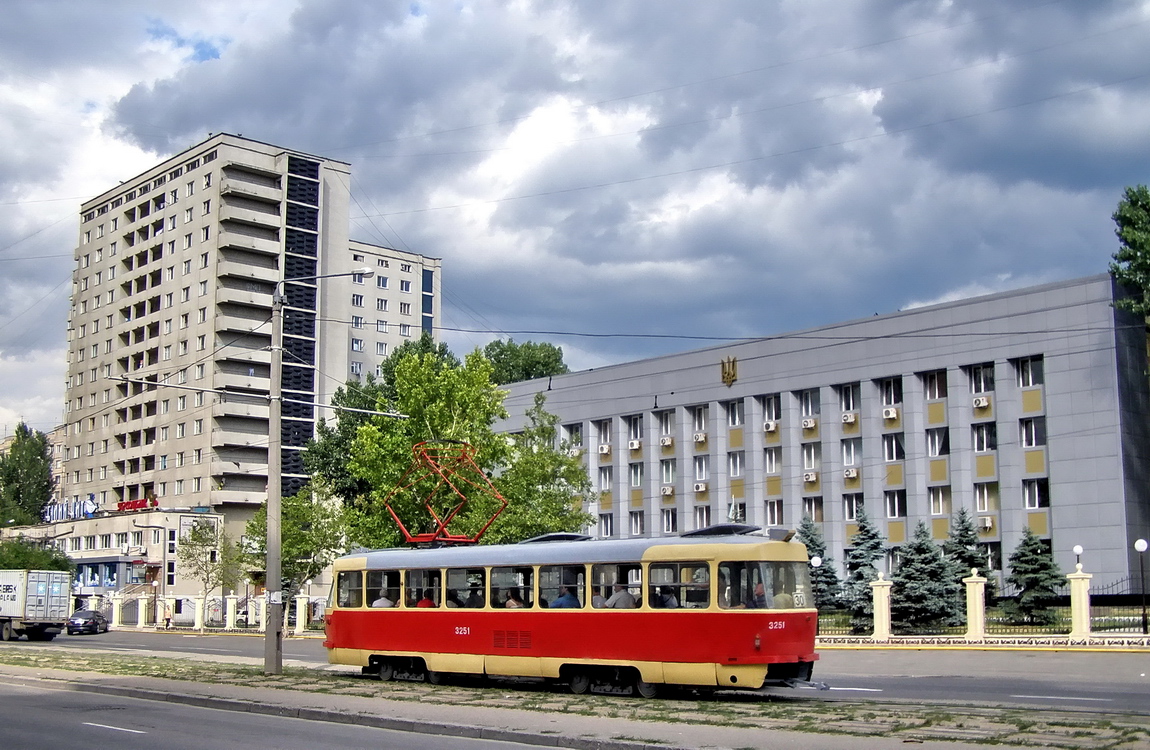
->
59, 134, 441, 543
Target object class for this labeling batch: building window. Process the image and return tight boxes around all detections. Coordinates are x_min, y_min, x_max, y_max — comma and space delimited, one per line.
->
929, 486, 950, 515
376, 342, 388, 356
657, 410, 673, 435
630, 511, 645, 536
400, 280, 412, 293
351, 338, 364, 352
884, 490, 907, 518
691, 405, 707, 433
351, 294, 364, 307
661, 508, 678, 534
843, 493, 864, 521
1017, 356, 1044, 387
598, 466, 613, 491
841, 438, 860, 466
352, 272, 366, 285
760, 393, 781, 421
376, 320, 388, 333
764, 446, 781, 473
926, 427, 950, 457
972, 423, 997, 452
766, 498, 784, 526
661, 459, 676, 484
882, 433, 905, 461
629, 463, 644, 488
351, 315, 364, 329
1019, 417, 1046, 447
599, 513, 614, 538
693, 455, 709, 481
879, 377, 903, 406
799, 388, 820, 417
193, 419, 203, 435
837, 383, 860, 412
974, 482, 997, 512
376, 299, 388, 311
399, 324, 411, 336
400, 302, 411, 315
627, 415, 643, 441
970, 363, 995, 394
694, 505, 711, 529
802, 496, 824, 522
564, 423, 583, 447
350, 361, 363, 376
595, 420, 611, 446
801, 443, 820, 471
376, 276, 388, 289
725, 399, 744, 427
1023, 478, 1050, 509
727, 451, 744, 477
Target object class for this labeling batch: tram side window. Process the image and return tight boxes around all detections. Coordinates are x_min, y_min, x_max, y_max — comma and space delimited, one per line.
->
490, 566, 534, 609
406, 568, 442, 608
446, 568, 486, 608
539, 565, 585, 608
718, 561, 811, 609
337, 570, 364, 608
366, 570, 401, 607
648, 561, 709, 609
591, 563, 641, 608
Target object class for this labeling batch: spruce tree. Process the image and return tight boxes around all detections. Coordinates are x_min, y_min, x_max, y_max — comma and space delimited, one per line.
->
795, 514, 842, 609
842, 509, 886, 633
891, 521, 960, 631
1004, 528, 1064, 625
943, 507, 997, 608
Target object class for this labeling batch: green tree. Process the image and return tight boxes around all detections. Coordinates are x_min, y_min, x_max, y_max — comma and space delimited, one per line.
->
245, 482, 349, 607
176, 519, 244, 629
484, 392, 594, 544
842, 510, 886, 634
376, 332, 460, 404
348, 349, 511, 547
795, 515, 841, 609
0, 537, 73, 571
0, 423, 54, 526
891, 521, 961, 631
1109, 184, 1150, 314
483, 338, 569, 385
1003, 528, 1064, 625
943, 507, 996, 606
302, 373, 387, 503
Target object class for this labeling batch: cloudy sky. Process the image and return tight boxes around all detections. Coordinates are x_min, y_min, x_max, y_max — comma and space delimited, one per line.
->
2, 0, 1148, 435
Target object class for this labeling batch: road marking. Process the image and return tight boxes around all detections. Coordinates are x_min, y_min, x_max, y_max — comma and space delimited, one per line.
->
828, 687, 883, 692
1011, 695, 1112, 702
82, 722, 147, 734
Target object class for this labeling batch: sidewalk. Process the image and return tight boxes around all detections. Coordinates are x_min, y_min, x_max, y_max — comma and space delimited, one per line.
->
0, 661, 993, 750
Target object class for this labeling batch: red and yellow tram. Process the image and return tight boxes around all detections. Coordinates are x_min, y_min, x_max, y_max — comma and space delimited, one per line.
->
323, 524, 818, 696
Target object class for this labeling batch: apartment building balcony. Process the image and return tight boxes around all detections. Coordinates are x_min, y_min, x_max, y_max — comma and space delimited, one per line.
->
211, 425, 269, 449
220, 178, 281, 205
216, 310, 270, 335
217, 229, 279, 257
210, 489, 266, 506
210, 458, 267, 478
214, 371, 268, 392
219, 203, 281, 232
212, 400, 270, 420
217, 260, 279, 285
216, 285, 272, 309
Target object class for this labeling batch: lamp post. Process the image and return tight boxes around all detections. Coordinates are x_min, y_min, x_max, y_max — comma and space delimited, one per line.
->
151, 579, 159, 627
1073, 544, 1083, 567
1135, 538, 1148, 636
264, 267, 373, 675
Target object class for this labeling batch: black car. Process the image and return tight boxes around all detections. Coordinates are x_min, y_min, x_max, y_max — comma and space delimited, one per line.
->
67, 610, 109, 635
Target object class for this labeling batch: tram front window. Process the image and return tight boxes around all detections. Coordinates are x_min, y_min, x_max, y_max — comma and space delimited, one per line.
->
718, 561, 812, 609
336, 570, 363, 608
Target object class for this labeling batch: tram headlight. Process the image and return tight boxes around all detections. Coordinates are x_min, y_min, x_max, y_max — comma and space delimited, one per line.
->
754, 634, 761, 650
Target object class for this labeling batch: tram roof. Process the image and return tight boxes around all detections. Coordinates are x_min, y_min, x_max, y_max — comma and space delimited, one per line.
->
340, 532, 802, 570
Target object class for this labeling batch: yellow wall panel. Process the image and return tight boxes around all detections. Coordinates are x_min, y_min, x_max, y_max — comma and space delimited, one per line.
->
926, 401, 947, 425
843, 472, 861, 490
931, 518, 949, 540
888, 521, 906, 544
1027, 511, 1049, 536
975, 454, 997, 478
730, 478, 745, 499
886, 462, 904, 486
929, 458, 948, 483
765, 429, 781, 445
1025, 449, 1046, 474
842, 418, 860, 435
766, 476, 782, 496
599, 492, 613, 510
1021, 388, 1043, 414
630, 489, 644, 508
728, 428, 743, 449
845, 523, 859, 541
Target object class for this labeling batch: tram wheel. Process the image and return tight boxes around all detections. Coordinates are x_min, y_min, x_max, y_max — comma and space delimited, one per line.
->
569, 672, 591, 695
426, 669, 444, 685
377, 662, 394, 681
634, 679, 659, 699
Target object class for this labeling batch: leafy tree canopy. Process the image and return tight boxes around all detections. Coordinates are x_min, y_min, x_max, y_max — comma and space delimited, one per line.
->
302, 373, 387, 503
795, 515, 841, 609
377, 333, 460, 405
176, 519, 244, 617
0, 423, 54, 526
1004, 527, 1064, 625
0, 537, 73, 572
1110, 184, 1150, 314
483, 338, 569, 385
891, 521, 961, 631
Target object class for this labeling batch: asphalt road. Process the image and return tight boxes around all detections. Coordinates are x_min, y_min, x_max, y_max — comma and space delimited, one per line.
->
0, 679, 542, 750
36, 630, 1150, 714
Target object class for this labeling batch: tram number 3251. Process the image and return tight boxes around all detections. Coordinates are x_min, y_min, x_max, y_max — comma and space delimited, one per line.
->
767, 621, 785, 630
455, 626, 471, 636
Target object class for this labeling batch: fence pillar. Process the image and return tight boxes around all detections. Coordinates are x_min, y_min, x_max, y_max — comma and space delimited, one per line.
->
870, 573, 893, 642
136, 594, 150, 627
294, 595, 309, 636
963, 568, 987, 641
257, 593, 268, 632
1067, 563, 1092, 639
225, 595, 239, 629
192, 596, 205, 630
109, 594, 123, 629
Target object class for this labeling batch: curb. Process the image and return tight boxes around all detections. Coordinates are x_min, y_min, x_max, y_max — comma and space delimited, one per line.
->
19, 673, 678, 750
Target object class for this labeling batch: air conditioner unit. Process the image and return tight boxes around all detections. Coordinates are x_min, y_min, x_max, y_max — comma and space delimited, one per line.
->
882, 407, 899, 419
566, 447, 583, 457
660, 486, 675, 496
973, 396, 990, 409
693, 482, 708, 492
803, 472, 818, 483
597, 444, 611, 455
693, 432, 707, 443
801, 418, 816, 429
841, 413, 856, 424
979, 516, 994, 530
658, 435, 673, 447
627, 439, 642, 450
843, 468, 858, 479
763, 420, 777, 432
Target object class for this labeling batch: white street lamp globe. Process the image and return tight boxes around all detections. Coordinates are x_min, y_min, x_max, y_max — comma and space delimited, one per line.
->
810, 556, 822, 568
1136, 539, 1148, 553
1073, 545, 1083, 557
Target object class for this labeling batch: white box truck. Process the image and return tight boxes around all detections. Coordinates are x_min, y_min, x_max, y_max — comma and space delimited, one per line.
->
0, 569, 71, 641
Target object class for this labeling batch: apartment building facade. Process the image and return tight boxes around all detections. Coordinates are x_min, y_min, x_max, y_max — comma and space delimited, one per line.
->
55, 134, 441, 542
500, 275, 1150, 589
